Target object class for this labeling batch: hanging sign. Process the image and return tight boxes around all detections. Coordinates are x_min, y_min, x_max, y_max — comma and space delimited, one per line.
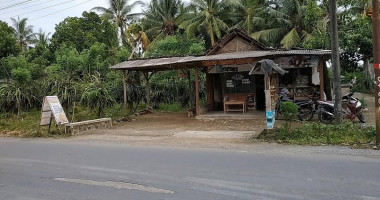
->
40, 96, 69, 126
279, 56, 319, 68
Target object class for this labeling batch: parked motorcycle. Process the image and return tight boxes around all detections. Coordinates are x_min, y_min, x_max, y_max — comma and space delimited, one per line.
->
295, 99, 317, 121
317, 92, 365, 124
275, 95, 316, 121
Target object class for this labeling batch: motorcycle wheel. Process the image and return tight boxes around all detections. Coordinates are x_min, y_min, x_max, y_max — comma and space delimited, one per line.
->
318, 111, 334, 124
297, 107, 314, 121
357, 112, 365, 123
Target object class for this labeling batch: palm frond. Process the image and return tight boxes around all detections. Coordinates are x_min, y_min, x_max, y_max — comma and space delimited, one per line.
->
280, 28, 301, 49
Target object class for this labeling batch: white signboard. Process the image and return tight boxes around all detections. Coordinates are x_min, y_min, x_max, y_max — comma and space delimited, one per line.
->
40, 96, 69, 126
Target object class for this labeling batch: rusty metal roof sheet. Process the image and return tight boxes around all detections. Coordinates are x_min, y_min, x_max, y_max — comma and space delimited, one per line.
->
194, 50, 331, 62
110, 50, 331, 70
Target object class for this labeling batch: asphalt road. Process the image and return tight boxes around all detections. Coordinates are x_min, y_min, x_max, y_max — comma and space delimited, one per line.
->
1, 138, 380, 200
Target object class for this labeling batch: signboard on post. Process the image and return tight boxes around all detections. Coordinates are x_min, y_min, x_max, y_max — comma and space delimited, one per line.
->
266, 111, 275, 129
40, 96, 69, 126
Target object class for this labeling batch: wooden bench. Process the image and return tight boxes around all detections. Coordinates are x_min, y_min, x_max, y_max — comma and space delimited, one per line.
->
224, 95, 251, 113
224, 100, 246, 113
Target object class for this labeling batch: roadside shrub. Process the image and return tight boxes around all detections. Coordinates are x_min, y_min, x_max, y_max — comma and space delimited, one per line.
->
281, 102, 298, 121
269, 122, 375, 146
0, 82, 38, 114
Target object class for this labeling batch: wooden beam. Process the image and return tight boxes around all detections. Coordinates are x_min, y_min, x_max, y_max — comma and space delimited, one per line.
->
235, 58, 256, 65
217, 59, 236, 65
123, 70, 128, 116
195, 67, 200, 116
202, 60, 217, 66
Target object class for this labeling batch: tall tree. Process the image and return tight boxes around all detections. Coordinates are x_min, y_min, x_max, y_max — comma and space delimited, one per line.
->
11, 17, 35, 51
252, 0, 324, 48
180, 0, 229, 46
51, 12, 118, 52
143, 0, 187, 42
229, 0, 266, 35
125, 23, 150, 58
33, 28, 50, 46
0, 21, 19, 60
92, 0, 144, 47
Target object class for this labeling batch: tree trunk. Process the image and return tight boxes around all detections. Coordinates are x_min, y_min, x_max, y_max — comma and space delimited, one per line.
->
98, 104, 102, 118
329, 0, 342, 123
144, 72, 151, 110
363, 57, 374, 81
120, 26, 127, 47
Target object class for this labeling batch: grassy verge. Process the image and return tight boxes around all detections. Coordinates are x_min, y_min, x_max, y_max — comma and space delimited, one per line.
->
0, 103, 188, 138
260, 122, 376, 148
0, 104, 128, 138
0, 110, 69, 138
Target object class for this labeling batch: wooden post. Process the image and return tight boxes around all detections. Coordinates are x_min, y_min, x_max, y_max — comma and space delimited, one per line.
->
319, 60, 324, 100
264, 74, 271, 111
195, 67, 200, 115
143, 71, 151, 110
371, 0, 380, 145
123, 70, 128, 116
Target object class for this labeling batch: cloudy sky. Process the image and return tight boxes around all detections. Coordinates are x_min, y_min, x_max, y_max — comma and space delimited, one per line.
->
0, 0, 147, 34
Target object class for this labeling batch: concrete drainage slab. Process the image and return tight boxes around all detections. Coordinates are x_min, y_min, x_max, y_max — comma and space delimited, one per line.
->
173, 131, 258, 139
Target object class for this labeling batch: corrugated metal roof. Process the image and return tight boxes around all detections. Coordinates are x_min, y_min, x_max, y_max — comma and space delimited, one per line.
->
194, 50, 331, 62
110, 50, 331, 70
110, 56, 198, 70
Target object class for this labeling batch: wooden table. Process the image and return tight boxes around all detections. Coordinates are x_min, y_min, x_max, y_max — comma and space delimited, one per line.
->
224, 101, 246, 113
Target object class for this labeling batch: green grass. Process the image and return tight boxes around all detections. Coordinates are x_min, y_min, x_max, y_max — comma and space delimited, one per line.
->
0, 110, 69, 138
260, 122, 376, 147
0, 102, 188, 138
0, 104, 129, 138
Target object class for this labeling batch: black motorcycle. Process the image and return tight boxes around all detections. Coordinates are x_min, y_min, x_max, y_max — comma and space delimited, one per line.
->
295, 98, 317, 121
317, 92, 365, 124
275, 95, 316, 121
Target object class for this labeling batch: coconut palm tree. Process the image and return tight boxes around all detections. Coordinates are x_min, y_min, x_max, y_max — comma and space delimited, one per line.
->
91, 0, 144, 47
180, 0, 229, 46
252, 0, 323, 49
143, 0, 188, 42
33, 28, 51, 46
125, 23, 150, 58
11, 17, 35, 51
229, 0, 266, 35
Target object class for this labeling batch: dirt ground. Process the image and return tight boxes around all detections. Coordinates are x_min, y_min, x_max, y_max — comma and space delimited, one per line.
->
71, 88, 376, 148
72, 112, 267, 148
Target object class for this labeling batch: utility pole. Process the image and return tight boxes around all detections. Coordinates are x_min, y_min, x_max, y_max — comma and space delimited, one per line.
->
372, 0, 380, 146
329, 0, 342, 123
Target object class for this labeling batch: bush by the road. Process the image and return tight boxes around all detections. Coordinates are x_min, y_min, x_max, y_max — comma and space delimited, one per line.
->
260, 122, 376, 147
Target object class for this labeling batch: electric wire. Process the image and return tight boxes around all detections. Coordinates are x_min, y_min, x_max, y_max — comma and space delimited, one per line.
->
1, 0, 78, 20
30, 0, 95, 21
0, 0, 39, 11
1, 0, 57, 15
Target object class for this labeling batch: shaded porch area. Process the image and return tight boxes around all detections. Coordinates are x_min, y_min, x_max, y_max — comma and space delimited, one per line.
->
196, 110, 266, 120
